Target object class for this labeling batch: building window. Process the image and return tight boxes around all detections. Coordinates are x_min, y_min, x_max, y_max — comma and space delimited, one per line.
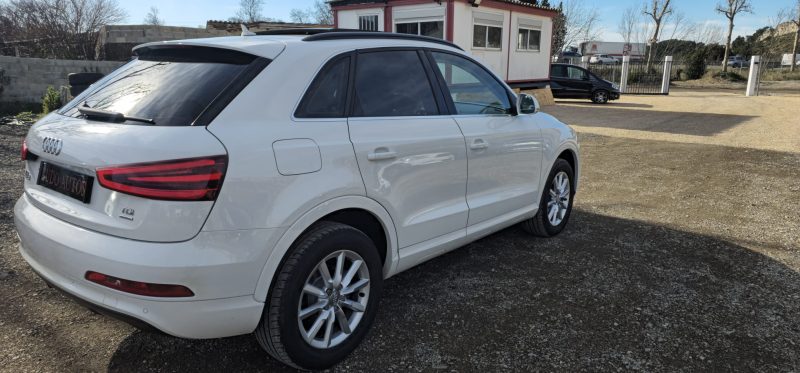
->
517, 28, 541, 51
358, 15, 379, 31
473, 24, 502, 49
396, 21, 444, 39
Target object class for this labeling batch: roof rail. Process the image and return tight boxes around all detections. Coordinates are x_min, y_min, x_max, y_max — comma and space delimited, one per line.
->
302, 31, 464, 51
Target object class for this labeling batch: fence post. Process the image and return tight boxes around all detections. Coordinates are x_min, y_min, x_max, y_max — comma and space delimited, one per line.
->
581, 56, 590, 69
746, 55, 760, 97
661, 56, 673, 95
620, 55, 631, 93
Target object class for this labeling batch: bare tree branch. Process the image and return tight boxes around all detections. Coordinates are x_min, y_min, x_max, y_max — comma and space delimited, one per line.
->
716, 0, 753, 72
143, 6, 163, 26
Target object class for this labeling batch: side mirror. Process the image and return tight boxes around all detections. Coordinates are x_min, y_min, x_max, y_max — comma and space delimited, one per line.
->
517, 93, 539, 115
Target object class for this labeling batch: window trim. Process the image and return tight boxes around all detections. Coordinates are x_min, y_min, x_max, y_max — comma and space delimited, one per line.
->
472, 23, 504, 51
424, 49, 517, 117
516, 27, 542, 53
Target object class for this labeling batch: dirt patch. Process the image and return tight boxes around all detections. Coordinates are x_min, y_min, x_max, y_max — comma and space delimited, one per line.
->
1, 91, 799, 371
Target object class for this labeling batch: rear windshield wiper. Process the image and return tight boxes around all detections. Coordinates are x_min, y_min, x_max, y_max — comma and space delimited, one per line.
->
78, 103, 156, 125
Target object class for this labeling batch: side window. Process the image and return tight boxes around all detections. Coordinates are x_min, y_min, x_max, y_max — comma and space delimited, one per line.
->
352, 50, 439, 117
430, 52, 511, 115
296, 57, 350, 118
567, 66, 587, 80
551, 65, 567, 78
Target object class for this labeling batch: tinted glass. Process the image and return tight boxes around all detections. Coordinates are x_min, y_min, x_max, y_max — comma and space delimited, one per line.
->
551, 65, 567, 78
431, 52, 511, 115
359, 15, 379, 31
396, 22, 418, 35
518, 29, 529, 50
567, 66, 588, 80
487, 26, 502, 49
61, 46, 255, 126
353, 51, 439, 117
296, 57, 350, 118
421, 21, 444, 39
473, 25, 487, 48
529, 29, 541, 50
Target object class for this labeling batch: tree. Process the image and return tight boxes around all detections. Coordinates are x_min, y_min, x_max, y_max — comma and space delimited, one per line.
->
0, 0, 126, 59
643, 0, 673, 69
790, 0, 800, 72
558, 0, 601, 52
234, 0, 264, 23
289, 8, 311, 23
551, 3, 567, 54
716, 0, 753, 72
618, 6, 638, 45
144, 6, 164, 26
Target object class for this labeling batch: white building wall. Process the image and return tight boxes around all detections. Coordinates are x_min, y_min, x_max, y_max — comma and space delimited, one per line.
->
508, 12, 552, 82
453, 2, 508, 80
336, 2, 553, 83
337, 8, 385, 31
391, 2, 446, 33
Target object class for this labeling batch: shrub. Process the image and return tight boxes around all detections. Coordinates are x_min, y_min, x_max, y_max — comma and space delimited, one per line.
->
684, 50, 707, 80
712, 71, 746, 82
41, 86, 61, 114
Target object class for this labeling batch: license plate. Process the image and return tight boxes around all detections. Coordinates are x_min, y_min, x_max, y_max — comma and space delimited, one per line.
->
37, 162, 93, 203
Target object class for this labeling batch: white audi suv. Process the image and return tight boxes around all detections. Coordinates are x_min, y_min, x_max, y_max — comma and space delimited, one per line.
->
14, 30, 579, 369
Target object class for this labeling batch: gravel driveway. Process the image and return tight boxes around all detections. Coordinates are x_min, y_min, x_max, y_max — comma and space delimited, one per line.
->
1, 92, 799, 371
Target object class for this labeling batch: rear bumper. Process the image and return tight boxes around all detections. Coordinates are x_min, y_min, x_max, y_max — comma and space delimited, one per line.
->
14, 194, 283, 338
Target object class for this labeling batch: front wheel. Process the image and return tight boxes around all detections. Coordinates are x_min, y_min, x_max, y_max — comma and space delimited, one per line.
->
255, 221, 383, 370
592, 90, 610, 104
522, 159, 575, 237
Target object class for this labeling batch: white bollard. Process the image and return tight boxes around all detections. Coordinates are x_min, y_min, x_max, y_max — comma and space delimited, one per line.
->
661, 56, 673, 95
746, 56, 760, 97
620, 55, 631, 93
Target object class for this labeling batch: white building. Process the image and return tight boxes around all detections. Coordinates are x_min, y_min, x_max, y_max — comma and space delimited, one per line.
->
331, 0, 558, 88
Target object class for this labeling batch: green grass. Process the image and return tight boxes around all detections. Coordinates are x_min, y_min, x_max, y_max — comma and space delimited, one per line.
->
761, 69, 800, 81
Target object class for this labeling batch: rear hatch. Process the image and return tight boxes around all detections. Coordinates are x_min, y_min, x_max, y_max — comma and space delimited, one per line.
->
22, 45, 270, 242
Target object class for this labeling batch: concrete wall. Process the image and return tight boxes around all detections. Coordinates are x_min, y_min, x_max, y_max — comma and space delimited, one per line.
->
0, 56, 123, 104
96, 25, 229, 60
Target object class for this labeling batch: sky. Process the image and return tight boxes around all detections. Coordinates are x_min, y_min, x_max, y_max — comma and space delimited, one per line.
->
116, 0, 795, 42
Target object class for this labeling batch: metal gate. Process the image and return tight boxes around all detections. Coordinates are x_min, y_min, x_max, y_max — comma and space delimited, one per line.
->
581, 58, 675, 95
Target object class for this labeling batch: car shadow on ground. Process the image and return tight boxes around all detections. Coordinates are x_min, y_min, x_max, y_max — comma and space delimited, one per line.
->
106, 210, 800, 372
544, 105, 756, 136
553, 100, 654, 109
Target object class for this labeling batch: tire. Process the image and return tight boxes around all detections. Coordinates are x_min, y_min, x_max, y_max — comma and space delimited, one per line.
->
522, 158, 575, 237
592, 90, 610, 104
255, 221, 383, 370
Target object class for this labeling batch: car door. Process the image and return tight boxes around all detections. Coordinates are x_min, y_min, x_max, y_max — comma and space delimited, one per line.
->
549, 65, 570, 98
563, 66, 594, 98
347, 49, 469, 249
427, 50, 543, 228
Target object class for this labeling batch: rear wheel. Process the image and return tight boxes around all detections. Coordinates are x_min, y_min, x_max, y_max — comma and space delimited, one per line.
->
592, 90, 610, 104
255, 221, 383, 370
522, 159, 575, 237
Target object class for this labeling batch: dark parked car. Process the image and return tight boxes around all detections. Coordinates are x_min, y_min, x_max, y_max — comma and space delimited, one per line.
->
550, 64, 620, 104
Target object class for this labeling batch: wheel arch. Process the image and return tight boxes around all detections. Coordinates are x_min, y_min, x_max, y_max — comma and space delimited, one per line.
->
253, 196, 399, 303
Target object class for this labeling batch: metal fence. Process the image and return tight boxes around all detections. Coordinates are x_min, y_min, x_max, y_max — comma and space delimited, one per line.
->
576, 58, 677, 95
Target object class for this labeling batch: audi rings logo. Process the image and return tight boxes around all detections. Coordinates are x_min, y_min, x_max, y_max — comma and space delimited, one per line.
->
42, 137, 63, 156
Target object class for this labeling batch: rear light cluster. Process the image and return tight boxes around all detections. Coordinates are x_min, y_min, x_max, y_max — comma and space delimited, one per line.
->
85, 271, 194, 297
96, 156, 227, 201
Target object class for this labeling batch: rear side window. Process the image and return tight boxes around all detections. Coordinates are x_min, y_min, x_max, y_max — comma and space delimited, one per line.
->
296, 57, 350, 118
551, 65, 567, 78
61, 46, 261, 126
352, 50, 439, 117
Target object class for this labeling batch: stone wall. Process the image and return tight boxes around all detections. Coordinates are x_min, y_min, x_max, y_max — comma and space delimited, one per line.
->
0, 56, 123, 105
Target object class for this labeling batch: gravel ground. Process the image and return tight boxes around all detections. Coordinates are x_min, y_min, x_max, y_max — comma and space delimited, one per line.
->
1, 92, 799, 371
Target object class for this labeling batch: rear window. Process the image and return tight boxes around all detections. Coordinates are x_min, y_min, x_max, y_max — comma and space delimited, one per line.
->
61, 46, 261, 126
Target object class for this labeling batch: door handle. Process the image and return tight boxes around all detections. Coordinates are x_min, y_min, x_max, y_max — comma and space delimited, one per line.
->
367, 148, 397, 161
469, 139, 489, 150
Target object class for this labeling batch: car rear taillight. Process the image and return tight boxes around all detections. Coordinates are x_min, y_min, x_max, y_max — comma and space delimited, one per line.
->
21, 140, 28, 160
96, 155, 227, 201
85, 271, 194, 297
